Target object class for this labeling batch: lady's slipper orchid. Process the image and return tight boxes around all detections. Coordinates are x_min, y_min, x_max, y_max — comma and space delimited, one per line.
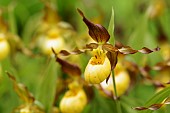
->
60, 81, 87, 113
53, 9, 159, 85
41, 28, 65, 56
84, 48, 111, 84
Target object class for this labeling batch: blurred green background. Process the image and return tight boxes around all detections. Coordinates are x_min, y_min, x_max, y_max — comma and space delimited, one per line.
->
0, 0, 170, 113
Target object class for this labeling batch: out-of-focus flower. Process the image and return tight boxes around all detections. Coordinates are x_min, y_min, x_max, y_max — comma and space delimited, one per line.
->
52, 107, 60, 113
155, 69, 170, 85
0, 33, 10, 60
59, 81, 87, 113
52, 51, 93, 110
160, 42, 170, 61
33, 4, 74, 57
0, 9, 34, 58
154, 65, 170, 92
147, 0, 165, 19
13, 103, 44, 113
101, 62, 130, 96
40, 27, 65, 56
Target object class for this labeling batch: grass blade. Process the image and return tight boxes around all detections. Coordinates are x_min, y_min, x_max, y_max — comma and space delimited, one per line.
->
37, 58, 59, 113
135, 86, 170, 113
108, 7, 115, 45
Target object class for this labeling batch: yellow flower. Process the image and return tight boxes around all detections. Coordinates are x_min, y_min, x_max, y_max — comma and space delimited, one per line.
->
147, 0, 165, 19
160, 42, 170, 60
101, 63, 130, 96
19, 106, 30, 113
155, 68, 170, 92
84, 48, 111, 84
60, 82, 87, 113
40, 28, 65, 56
0, 33, 10, 61
41, 37, 64, 56
52, 107, 60, 113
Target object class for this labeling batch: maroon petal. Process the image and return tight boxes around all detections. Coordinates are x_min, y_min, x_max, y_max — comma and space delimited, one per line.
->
77, 9, 110, 43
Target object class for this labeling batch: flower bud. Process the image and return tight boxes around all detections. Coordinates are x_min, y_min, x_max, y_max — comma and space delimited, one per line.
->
84, 49, 111, 84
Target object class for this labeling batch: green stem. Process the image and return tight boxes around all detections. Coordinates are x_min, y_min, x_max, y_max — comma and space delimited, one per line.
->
8, 1, 17, 34
112, 71, 117, 98
111, 71, 122, 113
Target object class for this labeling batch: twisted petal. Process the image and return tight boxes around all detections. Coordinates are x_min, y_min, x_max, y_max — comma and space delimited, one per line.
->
52, 48, 81, 77
77, 9, 110, 43
133, 97, 170, 111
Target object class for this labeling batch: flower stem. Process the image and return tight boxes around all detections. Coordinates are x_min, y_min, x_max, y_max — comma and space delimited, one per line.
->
112, 71, 117, 98
111, 71, 122, 113
8, 1, 17, 34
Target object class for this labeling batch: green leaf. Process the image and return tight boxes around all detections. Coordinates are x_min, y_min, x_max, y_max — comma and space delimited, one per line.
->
121, 96, 141, 113
127, 15, 148, 65
165, 105, 170, 113
160, 9, 170, 42
36, 58, 60, 113
140, 86, 170, 113
83, 88, 117, 113
128, 15, 148, 49
21, 13, 42, 44
108, 7, 115, 45
97, 89, 117, 113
